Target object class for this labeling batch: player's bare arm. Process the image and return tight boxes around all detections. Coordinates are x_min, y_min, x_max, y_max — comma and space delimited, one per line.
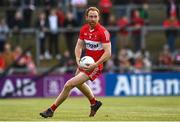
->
75, 38, 84, 66
84, 43, 111, 72
95, 43, 111, 65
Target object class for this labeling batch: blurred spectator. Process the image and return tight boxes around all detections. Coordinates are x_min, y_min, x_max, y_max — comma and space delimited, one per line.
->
11, 11, 24, 29
59, 50, 75, 73
44, 1, 52, 17
48, 9, 61, 60
108, 14, 117, 55
13, 46, 27, 70
105, 56, 115, 73
133, 50, 152, 73
163, 16, 179, 52
131, 10, 144, 52
112, 55, 119, 73
56, 8, 65, 27
6, 6, 16, 29
98, 0, 112, 26
139, 3, 149, 25
35, 12, 48, 60
0, 52, 5, 73
13, 46, 37, 74
133, 52, 144, 73
22, 0, 35, 28
0, 18, 9, 52
141, 49, 152, 70
2, 43, 14, 67
71, 0, 87, 26
158, 45, 173, 66
118, 47, 134, 73
173, 47, 180, 65
11, 11, 25, 46
117, 16, 129, 50
165, 0, 179, 19
64, 11, 78, 57
25, 52, 37, 74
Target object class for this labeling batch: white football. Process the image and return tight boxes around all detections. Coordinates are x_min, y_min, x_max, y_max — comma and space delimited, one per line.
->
79, 56, 95, 67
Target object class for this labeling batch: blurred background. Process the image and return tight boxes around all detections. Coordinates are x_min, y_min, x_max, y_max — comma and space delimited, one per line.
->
0, 0, 180, 98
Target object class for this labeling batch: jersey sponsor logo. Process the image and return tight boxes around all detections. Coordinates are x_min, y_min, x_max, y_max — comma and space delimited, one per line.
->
84, 39, 103, 51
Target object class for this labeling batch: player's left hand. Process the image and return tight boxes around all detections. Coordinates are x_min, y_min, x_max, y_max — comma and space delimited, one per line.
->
83, 63, 98, 72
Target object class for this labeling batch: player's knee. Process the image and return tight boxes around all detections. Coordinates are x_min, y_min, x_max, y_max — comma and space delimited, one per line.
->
64, 81, 74, 90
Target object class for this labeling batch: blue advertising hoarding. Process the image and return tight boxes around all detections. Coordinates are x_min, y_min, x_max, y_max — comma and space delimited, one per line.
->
106, 73, 180, 96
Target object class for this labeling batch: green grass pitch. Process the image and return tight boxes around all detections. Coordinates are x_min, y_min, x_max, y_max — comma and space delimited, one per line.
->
0, 96, 180, 121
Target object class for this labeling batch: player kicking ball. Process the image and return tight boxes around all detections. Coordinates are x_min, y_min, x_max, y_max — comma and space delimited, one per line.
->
40, 6, 111, 118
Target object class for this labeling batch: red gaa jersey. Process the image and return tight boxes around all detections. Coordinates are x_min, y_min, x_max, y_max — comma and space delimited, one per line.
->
79, 23, 110, 63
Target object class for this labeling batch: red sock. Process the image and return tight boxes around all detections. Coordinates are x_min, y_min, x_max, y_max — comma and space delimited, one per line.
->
89, 98, 96, 105
50, 104, 57, 111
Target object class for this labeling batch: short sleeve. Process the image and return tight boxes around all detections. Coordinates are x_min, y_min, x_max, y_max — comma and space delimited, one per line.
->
101, 30, 110, 43
79, 28, 84, 40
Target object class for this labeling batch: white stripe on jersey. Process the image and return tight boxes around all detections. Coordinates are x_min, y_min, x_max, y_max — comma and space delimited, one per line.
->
84, 39, 103, 51
104, 30, 110, 41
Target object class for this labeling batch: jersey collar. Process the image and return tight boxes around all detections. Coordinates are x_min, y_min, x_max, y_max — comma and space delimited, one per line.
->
88, 23, 100, 32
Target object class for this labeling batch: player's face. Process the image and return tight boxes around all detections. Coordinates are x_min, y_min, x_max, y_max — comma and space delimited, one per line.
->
86, 10, 99, 28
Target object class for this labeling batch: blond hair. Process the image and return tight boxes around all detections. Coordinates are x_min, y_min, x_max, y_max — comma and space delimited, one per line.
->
85, 7, 100, 16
